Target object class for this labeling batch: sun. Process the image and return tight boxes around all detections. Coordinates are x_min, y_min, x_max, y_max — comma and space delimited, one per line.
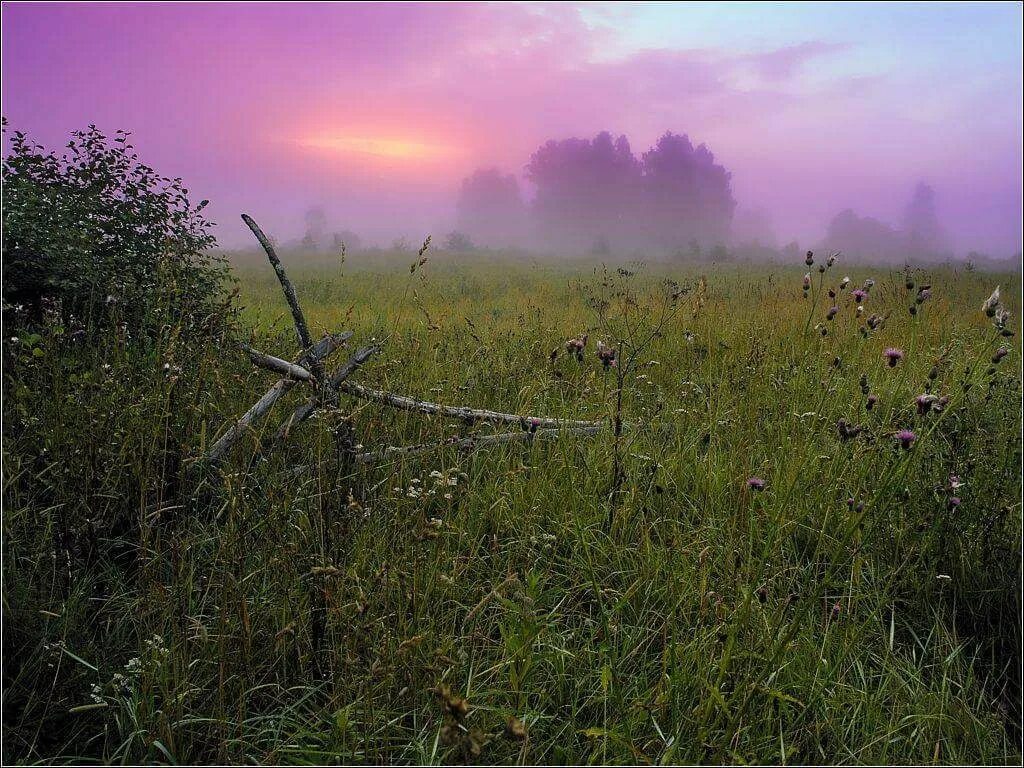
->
299, 134, 455, 162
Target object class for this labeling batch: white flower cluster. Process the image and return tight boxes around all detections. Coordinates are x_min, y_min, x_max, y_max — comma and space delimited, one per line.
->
397, 469, 465, 501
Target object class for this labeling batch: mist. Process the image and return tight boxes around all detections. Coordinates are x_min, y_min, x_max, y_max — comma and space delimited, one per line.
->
2, 3, 1020, 261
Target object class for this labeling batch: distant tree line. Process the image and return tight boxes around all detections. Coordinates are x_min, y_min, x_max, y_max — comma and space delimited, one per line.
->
456, 131, 736, 254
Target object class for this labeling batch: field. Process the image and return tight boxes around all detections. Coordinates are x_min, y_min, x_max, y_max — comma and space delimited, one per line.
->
3, 251, 1021, 764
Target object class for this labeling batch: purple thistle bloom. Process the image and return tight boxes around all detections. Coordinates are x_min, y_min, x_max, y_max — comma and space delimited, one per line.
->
895, 429, 917, 449
866, 393, 878, 411
884, 347, 904, 367
915, 393, 938, 415
992, 347, 1008, 364
746, 476, 766, 491
947, 496, 961, 511
851, 289, 867, 303
826, 306, 838, 320
805, 251, 814, 267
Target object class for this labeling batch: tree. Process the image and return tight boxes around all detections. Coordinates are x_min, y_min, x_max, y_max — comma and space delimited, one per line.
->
822, 209, 903, 261
333, 230, 362, 252
640, 132, 735, 251
301, 206, 328, 250
455, 168, 527, 248
2, 122, 227, 331
444, 231, 474, 252
902, 182, 948, 255
526, 132, 641, 251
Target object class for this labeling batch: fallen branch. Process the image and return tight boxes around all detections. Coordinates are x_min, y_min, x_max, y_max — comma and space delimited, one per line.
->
274, 345, 380, 441
205, 332, 350, 463
246, 348, 313, 381
354, 424, 604, 464
336, 381, 608, 430
241, 213, 325, 380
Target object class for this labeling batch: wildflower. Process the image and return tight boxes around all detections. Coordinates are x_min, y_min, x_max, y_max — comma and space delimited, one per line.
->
827, 252, 838, 267
994, 307, 1011, 333
836, 418, 863, 441
915, 393, 938, 415
596, 341, 617, 368
856, 305, 864, 316
826, 305, 838, 320
863, 278, 875, 290
851, 289, 867, 303
866, 393, 878, 410
884, 347, 904, 367
830, 601, 842, 620
895, 429, 917, 449
946, 496, 961, 511
992, 347, 1008, 364
982, 286, 1000, 317
805, 251, 814, 266
803, 273, 811, 289
746, 476, 766, 491
564, 334, 588, 361
867, 313, 883, 330
839, 276, 850, 290
915, 286, 931, 304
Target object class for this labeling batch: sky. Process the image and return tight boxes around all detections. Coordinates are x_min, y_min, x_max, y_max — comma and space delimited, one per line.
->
2, 1, 1022, 254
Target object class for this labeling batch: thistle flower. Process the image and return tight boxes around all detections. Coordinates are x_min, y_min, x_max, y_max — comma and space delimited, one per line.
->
826, 306, 838, 320
994, 307, 1011, 333
895, 429, 917, 449
839, 276, 850, 290
596, 340, 617, 368
746, 476, 766, 491
803, 273, 811, 289
863, 278, 875, 290
915, 393, 938, 415
866, 393, 878, 410
851, 289, 867, 303
992, 347, 1008, 364
982, 286, 1000, 317
884, 347, 904, 367
948, 474, 963, 491
805, 251, 814, 266
946, 496, 961, 511
915, 287, 931, 304
827, 252, 838, 267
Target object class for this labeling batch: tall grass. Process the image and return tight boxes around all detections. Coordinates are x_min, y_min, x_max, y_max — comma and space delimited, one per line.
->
3, 256, 1020, 764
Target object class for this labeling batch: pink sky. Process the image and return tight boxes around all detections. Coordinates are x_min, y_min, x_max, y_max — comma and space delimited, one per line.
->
2, 2, 1022, 254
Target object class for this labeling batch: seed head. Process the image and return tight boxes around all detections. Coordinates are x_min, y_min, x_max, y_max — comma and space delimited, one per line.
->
982, 286, 1000, 317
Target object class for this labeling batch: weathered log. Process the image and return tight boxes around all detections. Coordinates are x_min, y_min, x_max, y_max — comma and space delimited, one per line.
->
241, 213, 325, 380
354, 424, 604, 464
205, 332, 351, 462
336, 381, 608, 430
274, 345, 380, 441
246, 348, 313, 381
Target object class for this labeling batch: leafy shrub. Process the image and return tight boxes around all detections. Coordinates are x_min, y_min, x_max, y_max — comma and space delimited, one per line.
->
2, 120, 231, 334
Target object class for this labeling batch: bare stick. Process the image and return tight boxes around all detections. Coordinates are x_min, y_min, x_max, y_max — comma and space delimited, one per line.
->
246, 348, 313, 381
241, 213, 325, 379
336, 381, 609, 430
274, 345, 380, 441
353, 424, 604, 464
205, 332, 350, 463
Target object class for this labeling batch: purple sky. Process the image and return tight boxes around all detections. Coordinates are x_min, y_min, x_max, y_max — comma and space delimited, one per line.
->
2, 2, 1022, 254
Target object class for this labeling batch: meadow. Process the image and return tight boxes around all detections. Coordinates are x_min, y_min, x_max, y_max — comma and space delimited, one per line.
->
3, 249, 1021, 764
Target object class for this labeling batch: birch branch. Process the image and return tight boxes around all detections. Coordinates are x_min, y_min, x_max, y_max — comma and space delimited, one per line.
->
205, 332, 350, 463
336, 381, 609, 430
246, 348, 313, 381
274, 345, 380, 441
241, 213, 325, 380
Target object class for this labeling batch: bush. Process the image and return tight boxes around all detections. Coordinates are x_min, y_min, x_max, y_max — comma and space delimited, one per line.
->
2, 121, 231, 334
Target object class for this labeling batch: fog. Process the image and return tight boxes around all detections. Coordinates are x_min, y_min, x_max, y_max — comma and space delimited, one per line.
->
2, 4, 1021, 263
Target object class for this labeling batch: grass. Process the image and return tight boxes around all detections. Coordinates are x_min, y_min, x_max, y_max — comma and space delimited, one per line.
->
3, 252, 1021, 764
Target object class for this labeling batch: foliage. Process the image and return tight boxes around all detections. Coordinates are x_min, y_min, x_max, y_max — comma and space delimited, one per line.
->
1, 122, 229, 333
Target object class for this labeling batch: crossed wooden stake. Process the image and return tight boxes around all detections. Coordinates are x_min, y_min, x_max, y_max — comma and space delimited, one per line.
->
204, 214, 614, 469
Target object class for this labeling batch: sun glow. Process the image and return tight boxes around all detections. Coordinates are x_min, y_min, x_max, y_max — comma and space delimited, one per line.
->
299, 134, 455, 161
